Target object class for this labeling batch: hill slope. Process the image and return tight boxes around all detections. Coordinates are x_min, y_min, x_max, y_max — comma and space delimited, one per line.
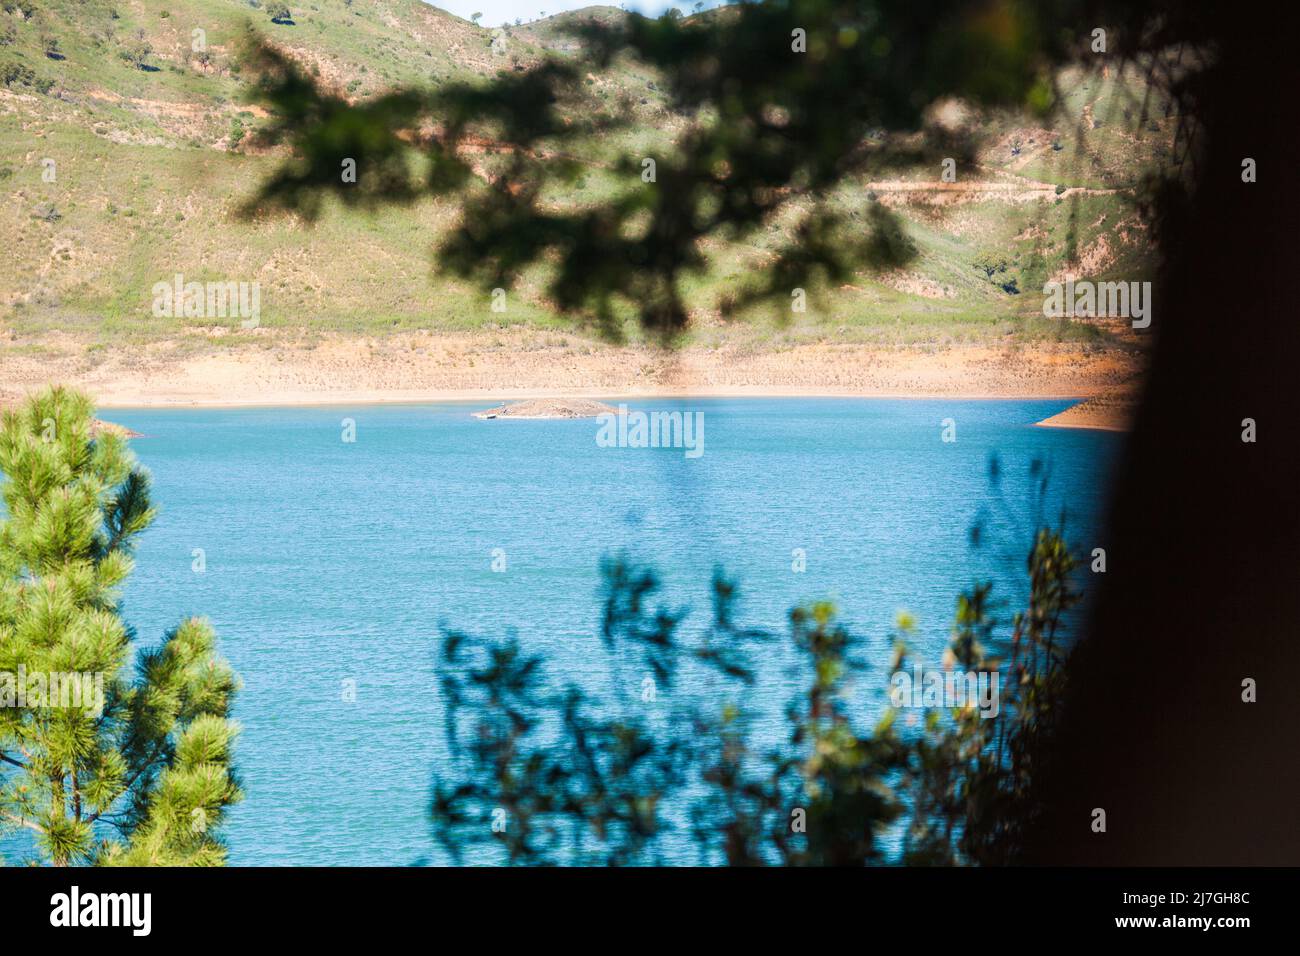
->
1, 0, 1165, 413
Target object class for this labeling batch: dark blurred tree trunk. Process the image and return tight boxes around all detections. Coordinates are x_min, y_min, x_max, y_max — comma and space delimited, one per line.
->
1024, 6, 1300, 864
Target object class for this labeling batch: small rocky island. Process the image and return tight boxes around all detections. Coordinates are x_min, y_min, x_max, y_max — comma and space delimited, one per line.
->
473, 398, 618, 420
91, 419, 143, 439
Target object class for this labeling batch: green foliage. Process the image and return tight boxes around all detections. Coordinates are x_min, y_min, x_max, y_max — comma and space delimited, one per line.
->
431, 503, 1082, 865
0, 387, 241, 866
1, 57, 41, 90
902, 525, 1079, 864
119, 33, 151, 71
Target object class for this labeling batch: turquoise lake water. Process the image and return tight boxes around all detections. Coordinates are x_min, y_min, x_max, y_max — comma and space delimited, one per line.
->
4, 398, 1120, 864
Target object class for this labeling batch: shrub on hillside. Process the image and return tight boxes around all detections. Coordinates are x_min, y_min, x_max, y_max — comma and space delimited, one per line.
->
1, 58, 37, 88
1, 0, 36, 18
119, 35, 151, 70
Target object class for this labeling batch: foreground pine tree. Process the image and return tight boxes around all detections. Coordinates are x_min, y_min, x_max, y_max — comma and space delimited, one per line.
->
0, 387, 241, 865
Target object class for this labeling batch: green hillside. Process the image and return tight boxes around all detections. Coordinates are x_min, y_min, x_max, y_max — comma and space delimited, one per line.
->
1, 0, 1173, 353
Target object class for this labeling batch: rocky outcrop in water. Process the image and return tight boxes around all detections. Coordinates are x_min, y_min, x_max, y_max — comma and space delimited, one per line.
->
90, 419, 143, 439
473, 399, 618, 420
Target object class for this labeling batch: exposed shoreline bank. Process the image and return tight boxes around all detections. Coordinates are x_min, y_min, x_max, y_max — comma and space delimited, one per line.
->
1, 332, 1140, 430
1035, 417, 1126, 433
87, 388, 1133, 433
86, 385, 1094, 409
1032, 387, 1139, 432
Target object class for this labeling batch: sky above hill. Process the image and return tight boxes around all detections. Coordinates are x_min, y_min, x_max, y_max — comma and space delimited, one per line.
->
428, 0, 726, 27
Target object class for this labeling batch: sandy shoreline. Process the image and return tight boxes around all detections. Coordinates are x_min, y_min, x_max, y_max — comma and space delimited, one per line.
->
84, 388, 1130, 432
1, 330, 1141, 429
87, 384, 1094, 409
